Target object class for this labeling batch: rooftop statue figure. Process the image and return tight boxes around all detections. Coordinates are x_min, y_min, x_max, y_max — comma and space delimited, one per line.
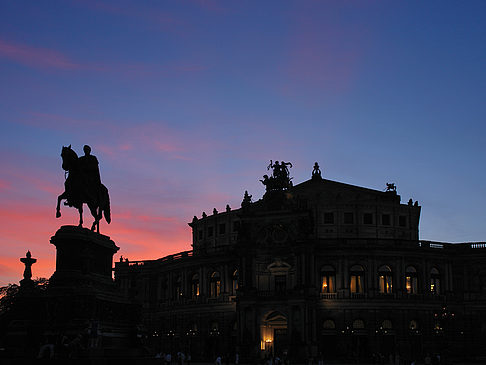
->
312, 162, 322, 180
56, 145, 111, 233
386, 183, 397, 192
261, 160, 293, 192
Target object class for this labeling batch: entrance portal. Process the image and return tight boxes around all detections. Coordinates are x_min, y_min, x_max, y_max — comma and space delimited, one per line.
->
261, 311, 288, 357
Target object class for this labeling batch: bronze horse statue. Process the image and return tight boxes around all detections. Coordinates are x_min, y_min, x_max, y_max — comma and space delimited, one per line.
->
56, 145, 111, 232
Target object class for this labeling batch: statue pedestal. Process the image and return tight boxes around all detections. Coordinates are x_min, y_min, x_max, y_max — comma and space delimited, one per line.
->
50, 225, 119, 288
46, 226, 139, 356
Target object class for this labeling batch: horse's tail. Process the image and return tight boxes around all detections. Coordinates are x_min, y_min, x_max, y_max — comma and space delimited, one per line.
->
100, 184, 111, 224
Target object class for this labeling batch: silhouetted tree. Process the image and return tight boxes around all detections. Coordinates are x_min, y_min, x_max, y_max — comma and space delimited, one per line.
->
0, 278, 48, 315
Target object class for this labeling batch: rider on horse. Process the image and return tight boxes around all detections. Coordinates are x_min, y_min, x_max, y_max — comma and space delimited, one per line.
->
56, 145, 111, 232
78, 145, 101, 201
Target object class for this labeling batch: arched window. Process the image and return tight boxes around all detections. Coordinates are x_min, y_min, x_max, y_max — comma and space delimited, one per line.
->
382, 320, 392, 329
378, 265, 393, 294
323, 319, 336, 329
409, 320, 419, 331
320, 265, 336, 293
209, 321, 220, 335
187, 322, 198, 336
405, 266, 418, 294
210, 271, 221, 297
191, 273, 200, 298
350, 265, 365, 294
232, 269, 239, 295
352, 319, 365, 329
430, 268, 440, 294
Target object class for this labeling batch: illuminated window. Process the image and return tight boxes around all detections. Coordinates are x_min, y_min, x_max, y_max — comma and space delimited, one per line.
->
405, 266, 418, 294
232, 269, 239, 294
409, 320, 419, 331
350, 265, 365, 293
323, 319, 336, 329
320, 265, 336, 293
353, 319, 365, 329
430, 268, 440, 295
382, 320, 392, 329
187, 322, 198, 336
191, 273, 200, 298
209, 321, 220, 336
378, 265, 393, 294
210, 271, 221, 297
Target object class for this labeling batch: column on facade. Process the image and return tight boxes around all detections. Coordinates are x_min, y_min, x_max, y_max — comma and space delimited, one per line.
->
368, 256, 373, 295
224, 264, 229, 294
343, 257, 349, 296
422, 258, 428, 296
309, 251, 315, 288
182, 270, 186, 300
445, 260, 451, 293
337, 257, 343, 293
301, 253, 306, 286
396, 257, 402, 295
168, 271, 173, 301
199, 267, 204, 298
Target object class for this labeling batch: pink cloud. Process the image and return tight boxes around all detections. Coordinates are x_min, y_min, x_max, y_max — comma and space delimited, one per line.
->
0, 39, 82, 70
0, 37, 206, 77
0, 155, 60, 196
0, 194, 194, 285
18, 112, 209, 162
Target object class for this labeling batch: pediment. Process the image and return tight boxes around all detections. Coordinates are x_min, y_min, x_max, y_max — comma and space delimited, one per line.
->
267, 258, 291, 274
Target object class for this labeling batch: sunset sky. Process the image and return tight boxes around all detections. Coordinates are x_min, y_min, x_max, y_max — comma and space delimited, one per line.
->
1, 1, 485, 286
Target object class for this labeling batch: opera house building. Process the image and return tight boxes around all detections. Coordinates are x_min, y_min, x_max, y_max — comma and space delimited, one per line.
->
114, 163, 486, 363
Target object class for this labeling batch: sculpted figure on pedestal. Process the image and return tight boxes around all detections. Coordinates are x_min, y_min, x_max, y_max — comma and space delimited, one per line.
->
56, 145, 111, 233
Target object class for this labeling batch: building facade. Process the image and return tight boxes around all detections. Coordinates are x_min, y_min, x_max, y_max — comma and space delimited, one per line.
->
114, 163, 486, 363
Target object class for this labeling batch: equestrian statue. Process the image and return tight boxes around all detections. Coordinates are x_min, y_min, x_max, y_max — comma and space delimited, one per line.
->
56, 145, 111, 233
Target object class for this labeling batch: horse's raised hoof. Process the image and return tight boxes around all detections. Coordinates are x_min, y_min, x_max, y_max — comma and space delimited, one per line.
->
56, 211, 61, 218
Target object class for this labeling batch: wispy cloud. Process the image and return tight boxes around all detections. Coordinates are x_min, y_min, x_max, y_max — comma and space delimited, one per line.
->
18, 111, 214, 162
0, 37, 206, 76
0, 39, 82, 70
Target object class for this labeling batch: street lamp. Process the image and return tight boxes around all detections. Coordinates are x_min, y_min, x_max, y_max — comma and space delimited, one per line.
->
433, 305, 455, 362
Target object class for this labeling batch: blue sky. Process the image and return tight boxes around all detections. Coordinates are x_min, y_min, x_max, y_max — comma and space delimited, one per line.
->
1, 0, 485, 285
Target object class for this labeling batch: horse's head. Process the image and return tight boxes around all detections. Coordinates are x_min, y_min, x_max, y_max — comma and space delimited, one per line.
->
61, 145, 78, 171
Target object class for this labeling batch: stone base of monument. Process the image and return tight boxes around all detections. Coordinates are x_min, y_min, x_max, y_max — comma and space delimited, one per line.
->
44, 226, 142, 359
49, 225, 119, 288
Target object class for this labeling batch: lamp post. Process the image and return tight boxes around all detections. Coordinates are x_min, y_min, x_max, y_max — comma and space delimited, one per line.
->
433, 305, 455, 364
